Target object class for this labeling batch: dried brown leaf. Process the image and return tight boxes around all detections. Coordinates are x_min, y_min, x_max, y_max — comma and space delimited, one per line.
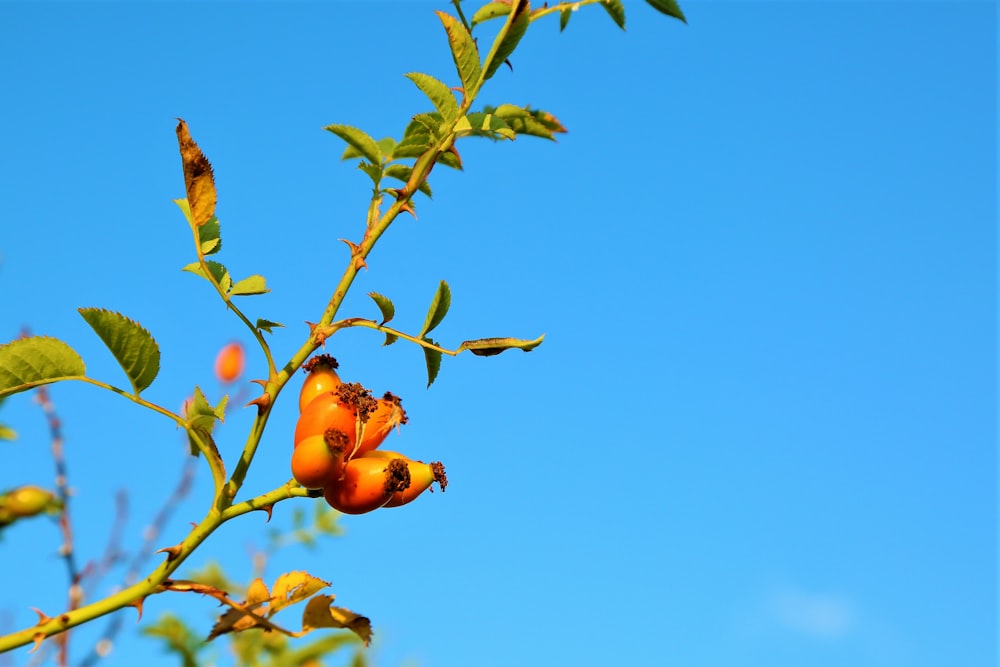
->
175, 118, 217, 227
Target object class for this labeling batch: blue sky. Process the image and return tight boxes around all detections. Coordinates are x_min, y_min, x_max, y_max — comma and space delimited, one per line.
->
0, 2, 995, 667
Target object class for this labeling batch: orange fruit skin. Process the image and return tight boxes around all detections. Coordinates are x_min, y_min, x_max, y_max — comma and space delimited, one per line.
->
299, 367, 342, 413
359, 451, 442, 507
294, 393, 358, 451
353, 398, 406, 456
323, 457, 407, 515
291, 435, 345, 490
214, 342, 245, 384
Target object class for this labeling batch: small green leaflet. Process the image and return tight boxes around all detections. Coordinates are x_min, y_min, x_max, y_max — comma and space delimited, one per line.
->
482, 0, 530, 82
435, 11, 482, 97
560, 7, 572, 31
230, 275, 269, 296
458, 334, 544, 356
471, 2, 512, 26
256, 319, 284, 335
199, 216, 222, 255
405, 72, 460, 123
419, 280, 451, 337
368, 292, 395, 325
324, 124, 383, 165
183, 260, 231, 293
79, 308, 161, 395
601, 0, 626, 30
0, 337, 86, 398
422, 338, 442, 388
185, 385, 226, 458
645, 0, 687, 23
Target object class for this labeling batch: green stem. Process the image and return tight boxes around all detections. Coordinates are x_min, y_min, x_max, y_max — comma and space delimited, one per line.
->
0, 484, 309, 653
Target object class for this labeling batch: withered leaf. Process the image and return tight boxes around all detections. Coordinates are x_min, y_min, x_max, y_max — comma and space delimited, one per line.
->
176, 118, 217, 227
301, 595, 373, 646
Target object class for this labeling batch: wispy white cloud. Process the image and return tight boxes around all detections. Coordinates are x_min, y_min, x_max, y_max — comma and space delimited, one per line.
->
767, 585, 855, 639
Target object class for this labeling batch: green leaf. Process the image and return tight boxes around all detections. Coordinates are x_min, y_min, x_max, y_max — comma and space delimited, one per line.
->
0, 337, 86, 398
645, 0, 687, 23
198, 215, 222, 255
560, 7, 572, 31
368, 292, 395, 325
458, 334, 545, 356
419, 280, 451, 337
230, 275, 269, 296
601, 0, 626, 30
0, 424, 15, 441
483, 0, 530, 81
422, 339, 442, 388
323, 124, 382, 165
358, 161, 382, 184
78, 308, 160, 395
141, 614, 203, 667
255, 319, 284, 334
405, 72, 460, 122
383, 332, 399, 347
435, 11, 482, 96
486, 104, 567, 140
461, 113, 516, 141
471, 1, 512, 26
377, 136, 397, 155
185, 386, 225, 457
183, 260, 232, 293
384, 165, 433, 197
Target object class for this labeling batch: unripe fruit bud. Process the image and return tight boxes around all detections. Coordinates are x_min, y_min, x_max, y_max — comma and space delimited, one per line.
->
214, 342, 245, 384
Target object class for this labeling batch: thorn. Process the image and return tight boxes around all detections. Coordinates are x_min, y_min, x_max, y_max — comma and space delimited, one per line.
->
130, 597, 145, 621
504, 58, 513, 72
246, 394, 271, 416
31, 608, 51, 624
338, 238, 362, 255
354, 256, 369, 271
446, 144, 463, 169
399, 202, 417, 219
250, 378, 267, 389
259, 504, 274, 523
156, 544, 182, 562
29, 633, 45, 654
389, 187, 407, 201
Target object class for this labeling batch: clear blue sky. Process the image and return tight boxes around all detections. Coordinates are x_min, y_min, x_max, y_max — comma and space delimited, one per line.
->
0, 2, 995, 667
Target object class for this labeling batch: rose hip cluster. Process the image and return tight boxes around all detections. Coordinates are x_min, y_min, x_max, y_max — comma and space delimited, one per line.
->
292, 354, 447, 514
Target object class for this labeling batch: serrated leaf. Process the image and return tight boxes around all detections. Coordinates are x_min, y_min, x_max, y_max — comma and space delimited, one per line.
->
377, 137, 397, 155
601, 0, 626, 29
383, 333, 399, 347
358, 161, 382, 184
256, 319, 284, 334
301, 595, 373, 646
461, 113, 516, 141
436, 11, 481, 96
645, 0, 687, 23
230, 275, 269, 297
269, 572, 330, 617
324, 124, 382, 165
368, 292, 395, 325
78, 308, 160, 395
198, 216, 222, 255
472, 1, 512, 26
419, 280, 451, 337
458, 334, 545, 356
246, 578, 271, 607
483, 0, 530, 81
175, 119, 216, 227
185, 386, 224, 457
0, 337, 86, 398
486, 104, 566, 140
560, 6, 572, 31
183, 260, 231, 293
405, 72, 460, 122
423, 341, 442, 388
383, 165, 433, 197
438, 151, 462, 169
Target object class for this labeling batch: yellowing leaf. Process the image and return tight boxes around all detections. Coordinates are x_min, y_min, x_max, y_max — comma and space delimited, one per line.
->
175, 119, 217, 227
246, 578, 272, 607
269, 571, 329, 617
301, 595, 373, 646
